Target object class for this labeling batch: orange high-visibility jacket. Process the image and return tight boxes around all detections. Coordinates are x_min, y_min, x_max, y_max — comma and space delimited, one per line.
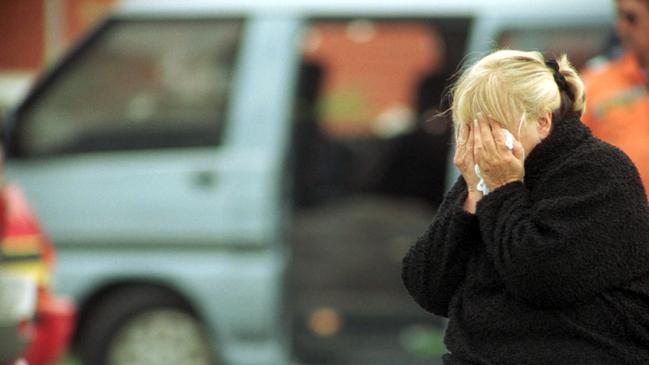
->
582, 53, 649, 194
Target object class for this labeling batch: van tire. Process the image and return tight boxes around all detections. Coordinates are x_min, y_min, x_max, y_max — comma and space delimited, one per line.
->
78, 286, 216, 365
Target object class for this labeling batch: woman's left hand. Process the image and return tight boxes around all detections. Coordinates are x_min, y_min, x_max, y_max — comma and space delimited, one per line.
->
473, 117, 525, 191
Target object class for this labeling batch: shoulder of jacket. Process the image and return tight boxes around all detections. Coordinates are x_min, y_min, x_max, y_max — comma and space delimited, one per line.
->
582, 54, 627, 81
572, 137, 640, 178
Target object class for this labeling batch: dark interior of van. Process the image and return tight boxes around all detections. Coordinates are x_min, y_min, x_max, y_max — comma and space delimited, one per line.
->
287, 17, 470, 364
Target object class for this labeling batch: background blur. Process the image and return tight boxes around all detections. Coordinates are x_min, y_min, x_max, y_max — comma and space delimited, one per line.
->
0, 1, 615, 365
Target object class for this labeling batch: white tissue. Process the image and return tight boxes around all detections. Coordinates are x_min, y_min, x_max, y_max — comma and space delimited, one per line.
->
475, 164, 489, 194
475, 129, 514, 195
503, 129, 514, 150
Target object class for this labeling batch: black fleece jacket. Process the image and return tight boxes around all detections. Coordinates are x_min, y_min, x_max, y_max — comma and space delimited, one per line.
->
402, 114, 649, 365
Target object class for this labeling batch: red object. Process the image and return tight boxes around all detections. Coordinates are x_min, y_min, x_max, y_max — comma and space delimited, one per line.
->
1, 185, 76, 365
23, 290, 76, 365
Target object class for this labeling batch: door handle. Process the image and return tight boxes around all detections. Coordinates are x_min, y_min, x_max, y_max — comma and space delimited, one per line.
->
190, 170, 218, 189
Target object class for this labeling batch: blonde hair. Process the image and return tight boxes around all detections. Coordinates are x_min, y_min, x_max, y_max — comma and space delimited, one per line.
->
450, 50, 585, 133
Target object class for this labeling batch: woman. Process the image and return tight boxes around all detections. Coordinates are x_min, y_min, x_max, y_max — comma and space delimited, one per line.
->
402, 49, 649, 364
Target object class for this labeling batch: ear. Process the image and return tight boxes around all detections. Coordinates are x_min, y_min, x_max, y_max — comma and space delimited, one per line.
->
537, 112, 553, 139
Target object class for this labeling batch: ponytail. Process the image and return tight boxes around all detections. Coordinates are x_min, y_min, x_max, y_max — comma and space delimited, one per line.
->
552, 54, 586, 118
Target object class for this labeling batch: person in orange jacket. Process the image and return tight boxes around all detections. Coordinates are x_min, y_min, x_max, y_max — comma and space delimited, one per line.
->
581, 0, 649, 193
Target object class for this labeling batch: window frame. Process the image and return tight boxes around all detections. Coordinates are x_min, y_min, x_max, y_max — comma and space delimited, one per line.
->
6, 16, 246, 159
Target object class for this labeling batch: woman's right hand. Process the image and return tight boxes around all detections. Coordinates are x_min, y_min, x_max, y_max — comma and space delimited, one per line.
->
453, 123, 482, 212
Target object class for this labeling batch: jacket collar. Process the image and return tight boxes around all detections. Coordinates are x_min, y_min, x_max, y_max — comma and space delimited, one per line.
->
523, 113, 592, 186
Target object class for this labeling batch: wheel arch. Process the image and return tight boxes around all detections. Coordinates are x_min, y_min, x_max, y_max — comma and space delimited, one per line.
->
71, 278, 206, 351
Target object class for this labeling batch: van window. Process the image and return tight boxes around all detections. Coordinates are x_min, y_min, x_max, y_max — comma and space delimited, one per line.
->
15, 19, 243, 157
497, 26, 610, 69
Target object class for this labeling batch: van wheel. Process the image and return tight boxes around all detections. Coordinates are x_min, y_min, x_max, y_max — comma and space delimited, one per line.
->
79, 286, 217, 365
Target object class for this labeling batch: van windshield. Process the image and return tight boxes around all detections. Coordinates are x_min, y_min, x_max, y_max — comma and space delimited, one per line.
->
16, 19, 243, 157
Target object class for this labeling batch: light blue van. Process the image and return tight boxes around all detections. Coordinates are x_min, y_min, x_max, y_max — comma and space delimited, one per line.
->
4, 1, 613, 364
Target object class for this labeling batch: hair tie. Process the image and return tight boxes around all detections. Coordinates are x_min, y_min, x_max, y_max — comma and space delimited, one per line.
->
545, 59, 574, 101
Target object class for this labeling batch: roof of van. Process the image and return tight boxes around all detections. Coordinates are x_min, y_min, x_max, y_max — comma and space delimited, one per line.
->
117, 0, 614, 19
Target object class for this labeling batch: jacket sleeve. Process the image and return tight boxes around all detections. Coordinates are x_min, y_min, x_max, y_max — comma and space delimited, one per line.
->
402, 178, 481, 317
475, 152, 649, 309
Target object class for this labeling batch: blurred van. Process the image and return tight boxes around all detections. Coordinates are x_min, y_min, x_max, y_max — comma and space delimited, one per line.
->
4, 0, 614, 364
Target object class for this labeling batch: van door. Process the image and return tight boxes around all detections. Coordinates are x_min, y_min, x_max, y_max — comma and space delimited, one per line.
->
5, 18, 250, 247
5, 14, 304, 365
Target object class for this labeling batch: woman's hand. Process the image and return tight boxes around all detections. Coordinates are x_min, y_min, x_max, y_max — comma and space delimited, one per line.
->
473, 118, 525, 192
453, 123, 482, 213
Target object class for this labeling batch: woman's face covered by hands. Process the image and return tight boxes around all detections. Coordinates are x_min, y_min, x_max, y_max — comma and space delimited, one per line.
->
454, 113, 552, 194
472, 117, 525, 192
